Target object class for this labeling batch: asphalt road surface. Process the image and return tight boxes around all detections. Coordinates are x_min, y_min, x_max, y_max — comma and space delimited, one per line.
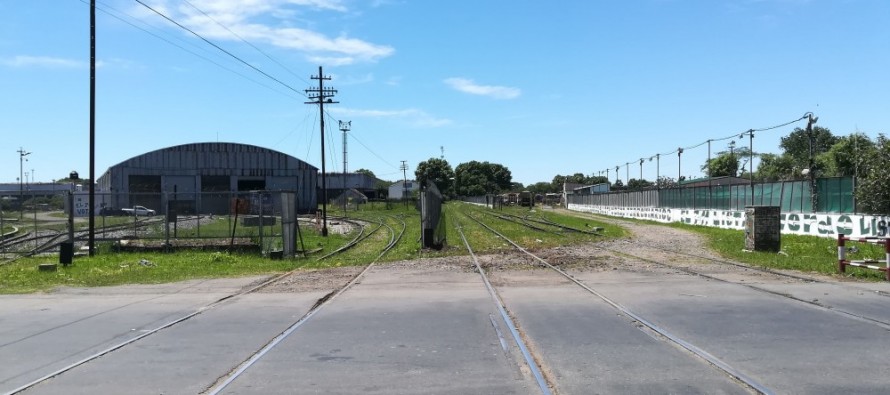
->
3, 252, 890, 394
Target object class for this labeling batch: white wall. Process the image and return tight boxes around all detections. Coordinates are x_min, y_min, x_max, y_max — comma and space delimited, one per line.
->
567, 204, 890, 238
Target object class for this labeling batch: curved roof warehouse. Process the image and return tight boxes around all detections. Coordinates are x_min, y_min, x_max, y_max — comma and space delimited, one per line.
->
95, 142, 318, 215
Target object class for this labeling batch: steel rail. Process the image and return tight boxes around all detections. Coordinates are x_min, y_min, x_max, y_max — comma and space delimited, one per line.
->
463, 211, 775, 395
3, 270, 295, 395
567, 211, 890, 297
454, 217, 554, 395
204, 215, 406, 394
315, 217, 380, 260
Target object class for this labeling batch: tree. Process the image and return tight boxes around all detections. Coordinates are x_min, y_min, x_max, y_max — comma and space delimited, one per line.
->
755, 153, 797, 182
355, 168, 376, 178
627, 178, 653, 190
415, 158, 454, 196
526, 182, 554, 194
702, 152, 739, 177
550, 173, 610, 191
855, 134, 890, 214
780, 126, 839, 168
453, 161, 513, 196
819, 133, 876, 177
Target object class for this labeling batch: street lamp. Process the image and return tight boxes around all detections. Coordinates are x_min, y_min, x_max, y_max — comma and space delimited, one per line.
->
677, 148, 683, 184
18, 147, 31, 220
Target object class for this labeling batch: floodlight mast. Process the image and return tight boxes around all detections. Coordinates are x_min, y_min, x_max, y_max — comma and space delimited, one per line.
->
18, 148, 31, 220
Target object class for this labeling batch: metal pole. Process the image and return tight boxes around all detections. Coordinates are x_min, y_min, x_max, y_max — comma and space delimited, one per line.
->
305, 66, 338, 236
318, 67, 327, 236
707, 140, 712, 209
677, 148, 683, 184
656, 154, 660, 189
400, 160, 408, 209
339, 120, 350, 214
625, 162, 630, 186
89, 0, 96, 255
18, 148, 30, 220
748, 130, 754, 205
806, 114, 818, 212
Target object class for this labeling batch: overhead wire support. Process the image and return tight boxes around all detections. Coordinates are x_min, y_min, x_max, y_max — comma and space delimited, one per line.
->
605, 113, 811, 186
306, 66, 338, 237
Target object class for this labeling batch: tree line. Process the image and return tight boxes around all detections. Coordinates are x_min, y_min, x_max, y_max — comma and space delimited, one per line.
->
379, 125, 890, 214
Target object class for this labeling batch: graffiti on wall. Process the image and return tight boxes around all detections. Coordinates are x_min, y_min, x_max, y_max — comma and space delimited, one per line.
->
567, 204, 890, 239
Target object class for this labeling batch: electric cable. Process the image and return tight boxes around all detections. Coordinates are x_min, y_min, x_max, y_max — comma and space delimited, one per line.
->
323, 111, 399, 170
608, 113, 811, 181
180, 0, 312, 87
80, 0, 303, 101
134, 0, 306, 97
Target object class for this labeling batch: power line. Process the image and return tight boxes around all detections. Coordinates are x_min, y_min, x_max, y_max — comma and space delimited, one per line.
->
607, 113, 811, 181
83, 0, 303, 101
323, 111, 398, 170
134, 0, 305, 97
180, 0, 311, 87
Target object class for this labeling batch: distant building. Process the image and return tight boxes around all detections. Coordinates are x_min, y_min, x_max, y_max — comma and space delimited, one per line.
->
573, 182, 611, 195
680, 176, 750, 188
318, 172, 384, 201
389, 180, 420, 200
95, 142, 318, 215
331, 188, 369, 210
561, 182, 583, 206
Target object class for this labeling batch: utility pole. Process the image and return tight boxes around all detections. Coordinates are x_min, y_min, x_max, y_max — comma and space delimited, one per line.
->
440, 146, 444, 160
18, 147, 30, 220
656, 154, 660, 189
639, 158, 644, 186
400, 160, 409, 209
339, 120, 350, 213
677, 148, 683, 185
707, 139, 712, 208
625, 162, 630, 186
806, 113, 819, 212
747, 129, 754, 205
89, 0, 97, 255
305, 66, 338, 236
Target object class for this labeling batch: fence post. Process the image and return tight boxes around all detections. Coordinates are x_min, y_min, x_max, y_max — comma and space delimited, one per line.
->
837, 234, 846, 274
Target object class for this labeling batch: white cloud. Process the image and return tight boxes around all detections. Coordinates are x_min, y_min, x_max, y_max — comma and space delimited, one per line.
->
331, 107, 452, 128
141, 0, 393, 65
444, 77, 521, 100
331, 72, 374, 85
1, 55, 86, 69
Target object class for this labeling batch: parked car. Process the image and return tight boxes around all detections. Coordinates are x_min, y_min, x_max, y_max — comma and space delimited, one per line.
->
120, 205, 156, 216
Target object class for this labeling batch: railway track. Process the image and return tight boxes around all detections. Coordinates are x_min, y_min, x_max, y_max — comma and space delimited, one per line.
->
0, 216, 168, 266
202, 214, 406, 394
457, 208, 773, 394
479, 206, 890, 335
4, 215, 406, 395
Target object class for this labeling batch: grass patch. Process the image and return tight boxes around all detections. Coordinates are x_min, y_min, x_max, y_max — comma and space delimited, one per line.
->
0, 250, 301, 294
663, 221, 886, 280
0, 202, 629, 294
450, 203, 625, 254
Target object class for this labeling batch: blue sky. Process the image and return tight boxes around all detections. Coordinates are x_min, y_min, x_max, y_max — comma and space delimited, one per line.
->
1, 0, 887, 187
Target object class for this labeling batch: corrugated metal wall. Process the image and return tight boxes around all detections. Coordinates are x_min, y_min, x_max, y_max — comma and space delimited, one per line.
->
96, 143, 317, 213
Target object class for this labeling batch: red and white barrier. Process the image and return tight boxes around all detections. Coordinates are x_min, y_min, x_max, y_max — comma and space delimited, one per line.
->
837, 234, 890, 281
